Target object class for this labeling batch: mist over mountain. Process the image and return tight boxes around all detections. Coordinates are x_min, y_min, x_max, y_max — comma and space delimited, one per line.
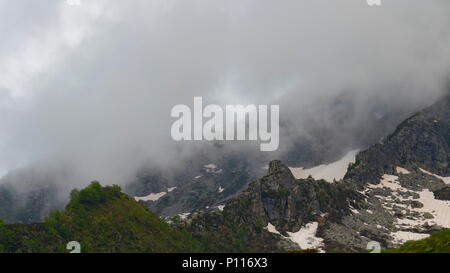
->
1, 96, 448, 253
0, 0, 450, 216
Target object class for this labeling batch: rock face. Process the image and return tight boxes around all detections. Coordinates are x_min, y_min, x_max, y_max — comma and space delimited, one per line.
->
184, 159, 362, 252
223, 160, 356, 233
185, 94, 449, 252
145, 163, 252, 218
324, 95, 450, 251
129, 153, 259, 219
345, 95, 449, 187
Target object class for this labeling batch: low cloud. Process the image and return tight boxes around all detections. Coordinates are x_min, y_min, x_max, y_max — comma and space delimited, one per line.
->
0, 0, 449, 189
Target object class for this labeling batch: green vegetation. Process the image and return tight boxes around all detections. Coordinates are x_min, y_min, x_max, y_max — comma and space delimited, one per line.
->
0, 182, 202, 253
2, 181, 448, 253
383, 229, 450, 253
0, 181, 281, 253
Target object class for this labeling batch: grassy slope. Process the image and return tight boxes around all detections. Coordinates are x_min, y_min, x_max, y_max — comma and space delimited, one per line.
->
0, 182, 202, 253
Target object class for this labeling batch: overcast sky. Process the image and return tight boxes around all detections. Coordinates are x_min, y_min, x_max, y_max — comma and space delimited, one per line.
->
0, 0, 449, 187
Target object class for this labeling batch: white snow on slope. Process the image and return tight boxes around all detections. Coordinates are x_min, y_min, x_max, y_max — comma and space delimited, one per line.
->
287, 222, 324, 251
289, 150, 359, 182
390, 231, 429, 245
396, 167, 410, 175
134, 192, 166, 202
204, 164, 217, 169
265, 223, 281, 235
134, 187, 177, 202
179, 212, 191, 219
419, 168, 450, 185
265, 222, 324, 251
350, 206, 360, 215
204, 164, 223, 174
370, 175, 450, 229
362, 174, 450, 245
366, 174, 404, 192
416, 189, 450, 228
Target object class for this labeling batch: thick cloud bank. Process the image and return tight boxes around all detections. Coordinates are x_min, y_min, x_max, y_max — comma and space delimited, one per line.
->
0, 0, 449, 188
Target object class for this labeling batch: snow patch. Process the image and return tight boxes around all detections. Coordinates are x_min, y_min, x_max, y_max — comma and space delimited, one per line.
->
365, 174, 450, 239
390, 231, 429, 245
265, 223, 281, 235
350, 206, 360, 214
204, 164, 223, 174
204, 164, 217, 169
179, 212, 191, 219
134, 187, 177, 202
396, 167, 410, 175
419, 168, 450, 185
366, 174, 403, 192
265, 222, 324, 251
287, 222, 324, 251
134, 192, 166, 202
289, 150, 359, 182
415, 189, 450, 228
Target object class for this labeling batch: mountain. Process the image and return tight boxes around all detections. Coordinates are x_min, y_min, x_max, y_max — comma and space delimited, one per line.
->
0, 182, 201, 253
0, 148, 258, 225
133, 154, 257, 219
0, 94, 423, 225
0, 162, 76, 224
0, 95, 448, 253
0, 183, 59, 224
181, 94, 449, 253
328, 95, 449, 250
182, 160, 361, 252
345, 94, 449, 186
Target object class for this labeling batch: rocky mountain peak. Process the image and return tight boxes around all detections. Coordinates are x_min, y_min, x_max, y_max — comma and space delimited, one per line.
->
345, 95, 449, 187
266, 160, 295, 184
267, 160, 288, 174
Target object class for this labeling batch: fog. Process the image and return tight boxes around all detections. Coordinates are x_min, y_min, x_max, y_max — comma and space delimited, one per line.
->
0, 0, 449, 191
